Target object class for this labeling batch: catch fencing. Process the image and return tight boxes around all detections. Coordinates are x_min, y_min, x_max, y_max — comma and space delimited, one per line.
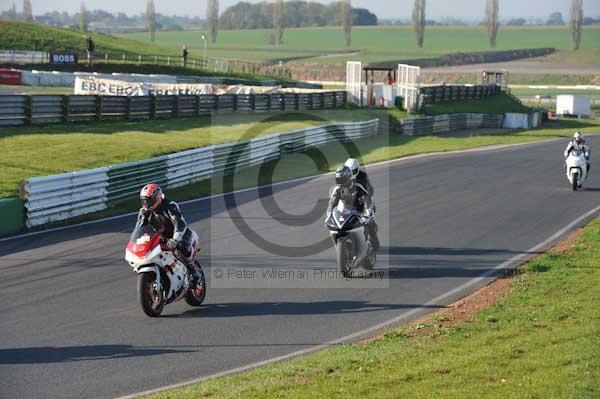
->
0, 91, 347, 127
420, 85, 501, 105
0, 49, 292, 79
22, 119, 379, 227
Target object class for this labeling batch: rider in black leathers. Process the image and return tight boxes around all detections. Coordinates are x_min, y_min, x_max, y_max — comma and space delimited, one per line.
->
327, 166, 381, 251
138, 184, 196, 273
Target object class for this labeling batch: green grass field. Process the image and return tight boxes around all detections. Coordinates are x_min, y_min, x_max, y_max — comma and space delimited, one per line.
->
0, 109, 381, 198
122, 25, 600, 65
142, 214, 600, 399
0, 20, 179, 57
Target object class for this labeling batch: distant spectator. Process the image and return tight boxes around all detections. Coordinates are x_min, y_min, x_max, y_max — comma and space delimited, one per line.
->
386, 72, 393, 86
182, 45, 189, 68
85, 36, 95, 68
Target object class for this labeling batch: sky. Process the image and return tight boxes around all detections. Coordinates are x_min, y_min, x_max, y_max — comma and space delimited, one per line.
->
1, 0, 599, 19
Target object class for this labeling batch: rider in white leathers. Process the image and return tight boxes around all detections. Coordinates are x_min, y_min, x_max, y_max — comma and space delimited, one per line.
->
564, 132, 591, 173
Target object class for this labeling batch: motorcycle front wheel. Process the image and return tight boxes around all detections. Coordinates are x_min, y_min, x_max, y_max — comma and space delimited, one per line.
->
337, 237, 355, 278
137, 272, 165, 317
185, 263, 207, 307
572, 172, 579, 191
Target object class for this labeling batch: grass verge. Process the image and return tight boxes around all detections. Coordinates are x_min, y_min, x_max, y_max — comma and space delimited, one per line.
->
0, 20, 178, 57
0, 109, 380, 198
141, 215, 600, 399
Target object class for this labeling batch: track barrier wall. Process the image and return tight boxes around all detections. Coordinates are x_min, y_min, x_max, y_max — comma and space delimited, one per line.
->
22, 119, 379, 227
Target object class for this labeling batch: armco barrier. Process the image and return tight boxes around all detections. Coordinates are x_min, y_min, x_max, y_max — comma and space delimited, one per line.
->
0, 197, 25, 234
399, 112, 543, 136
23, 119, 379, 227
400, 114, 505, 136
0, 91, 347, 127
420, 85, 501, 105
24, 168, 109, 227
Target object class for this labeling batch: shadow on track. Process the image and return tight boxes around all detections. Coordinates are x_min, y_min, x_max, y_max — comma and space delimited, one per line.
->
166, 300, 445, 319
0, 345, 195, 365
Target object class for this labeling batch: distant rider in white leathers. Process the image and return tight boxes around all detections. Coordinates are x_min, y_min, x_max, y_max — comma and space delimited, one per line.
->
564, 132, 591, 173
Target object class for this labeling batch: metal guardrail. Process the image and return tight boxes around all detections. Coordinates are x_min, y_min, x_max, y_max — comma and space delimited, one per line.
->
519, 96, 600, 106
400, 113, 505, 136
0, 91, 347, 127
25, 168, 109, 227
420, 85, 501, 105
23, 119, 379, 227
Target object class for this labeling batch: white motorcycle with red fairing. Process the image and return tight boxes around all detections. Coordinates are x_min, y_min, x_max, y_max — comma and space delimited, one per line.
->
125, 221, 206, 317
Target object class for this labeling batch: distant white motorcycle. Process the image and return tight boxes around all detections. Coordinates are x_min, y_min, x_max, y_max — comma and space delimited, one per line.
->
565, 149, 589, 191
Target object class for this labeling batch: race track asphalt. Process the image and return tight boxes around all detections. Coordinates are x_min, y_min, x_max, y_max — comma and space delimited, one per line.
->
1, 137, 599, 399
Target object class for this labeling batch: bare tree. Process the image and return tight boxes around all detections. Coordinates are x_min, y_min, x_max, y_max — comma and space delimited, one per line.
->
22, 0, 33, 21
79, 3, 88, 33
412, 0, 426, 48
485, 0, 500, 48
341, 0, 352, 47
273, 0, 284, 45
569, 0, 584, 50
8, 3, 17, 19
207, 0, 219, 44
146, 0, 156, 42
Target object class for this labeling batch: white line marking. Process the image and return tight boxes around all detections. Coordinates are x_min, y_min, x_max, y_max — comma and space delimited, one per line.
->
0, 138, 560, 243
115, 202, 600, 399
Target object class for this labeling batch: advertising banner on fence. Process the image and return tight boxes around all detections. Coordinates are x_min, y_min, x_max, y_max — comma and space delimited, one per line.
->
74, 76, 321, 97
0, 68, 21, 85
74, 76, 218, 96
0, 50, 46, 65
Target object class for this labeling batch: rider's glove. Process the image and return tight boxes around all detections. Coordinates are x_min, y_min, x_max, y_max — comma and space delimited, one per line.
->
167, 239, 179, 251
364, 208, 373, 219
324, 212, 332, 224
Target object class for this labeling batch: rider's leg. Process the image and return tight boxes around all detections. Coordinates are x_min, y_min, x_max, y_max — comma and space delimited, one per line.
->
368, 221, 380, 251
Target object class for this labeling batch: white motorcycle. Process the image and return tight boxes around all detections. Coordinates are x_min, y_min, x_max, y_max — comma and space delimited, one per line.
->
125, 221, 206, 317
325, 199, 376, 277
566, 149, 589, 191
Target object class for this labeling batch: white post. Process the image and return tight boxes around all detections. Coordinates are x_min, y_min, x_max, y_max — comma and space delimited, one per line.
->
202, 34, 208, 68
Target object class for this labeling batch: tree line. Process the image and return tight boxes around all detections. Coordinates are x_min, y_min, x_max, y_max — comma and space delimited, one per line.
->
0, 1, 204, 33
412, 0, 586, 50
0, 0, 589, 51
219, 1, 376, 30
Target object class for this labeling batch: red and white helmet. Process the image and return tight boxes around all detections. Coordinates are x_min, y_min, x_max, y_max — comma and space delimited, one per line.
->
140, 184, 164, 210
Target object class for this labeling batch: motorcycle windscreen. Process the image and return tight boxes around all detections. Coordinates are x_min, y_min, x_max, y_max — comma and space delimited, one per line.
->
127, 223, 161, 257
332, 200, 359, 229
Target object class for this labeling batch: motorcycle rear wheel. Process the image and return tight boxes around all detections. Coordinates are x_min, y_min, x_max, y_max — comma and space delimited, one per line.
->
138, 272, 165, 317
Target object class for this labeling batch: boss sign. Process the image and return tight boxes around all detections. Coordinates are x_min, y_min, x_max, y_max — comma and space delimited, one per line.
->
49, 53, 79, 65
